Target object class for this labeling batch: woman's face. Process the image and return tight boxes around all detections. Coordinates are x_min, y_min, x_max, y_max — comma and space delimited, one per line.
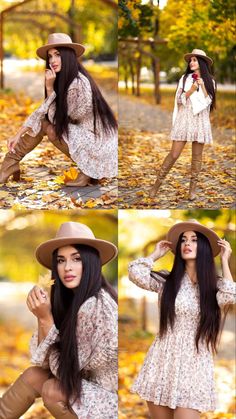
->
189, 56, 199, 72
56, 245, 83, 289
180, 231, 198, 260
48, 48, 62, 72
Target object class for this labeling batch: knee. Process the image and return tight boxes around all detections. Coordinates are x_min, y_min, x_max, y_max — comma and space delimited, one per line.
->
21, 366, 48, 387
46, 125, 57, 142
42, 378, 60, 405
169, 151, 180, 160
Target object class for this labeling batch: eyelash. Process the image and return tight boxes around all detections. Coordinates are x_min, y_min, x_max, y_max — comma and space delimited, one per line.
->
181, 238, 197, 242
57, 257, 81, 264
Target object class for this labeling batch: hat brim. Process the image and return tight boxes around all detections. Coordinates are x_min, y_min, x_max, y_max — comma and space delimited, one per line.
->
35, 238, 118, 269
184, 53, 213, 66
166, 222, 220, 257
36, 43, 85, 60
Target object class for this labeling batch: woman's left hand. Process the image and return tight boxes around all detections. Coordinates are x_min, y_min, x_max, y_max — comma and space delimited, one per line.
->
218, 238, 232, 261
196, 77, 204, 87
26, 286, 52, 321
45, 65, 56, 92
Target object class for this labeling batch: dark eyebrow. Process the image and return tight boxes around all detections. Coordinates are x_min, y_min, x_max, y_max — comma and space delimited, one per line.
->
48, 50, 60, 57
182, 234, 197, 238
57, 252, 81, 258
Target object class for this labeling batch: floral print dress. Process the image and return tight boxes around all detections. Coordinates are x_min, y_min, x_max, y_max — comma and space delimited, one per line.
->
170, 74, 213, 144
30, 289, 118, 419
128, 257, 236, 412
23, 72, 117, 179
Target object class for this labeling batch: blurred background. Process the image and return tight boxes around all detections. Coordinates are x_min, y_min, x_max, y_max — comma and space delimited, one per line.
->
0, 209, 118, 418
118, 209, 236, 419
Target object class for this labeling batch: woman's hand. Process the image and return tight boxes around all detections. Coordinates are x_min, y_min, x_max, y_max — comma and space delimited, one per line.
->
26, 286, 52, 321
196, 77, 204, 87
150, 240, 172, 261
45, 65, 56, 94
7, 134, 21, 153
218, 239, 232, 262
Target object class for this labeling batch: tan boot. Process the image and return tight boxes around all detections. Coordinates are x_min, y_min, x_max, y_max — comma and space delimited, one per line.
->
0, 126, 71, 184
42, 120, 71, 159
149, 153, 177, 198
49, 137, 71, 159
65, 172, 91, 187
0, 129, 45, 183
44, 400, 77, 418
189, 155, 202, 201
0, 375, 39, 419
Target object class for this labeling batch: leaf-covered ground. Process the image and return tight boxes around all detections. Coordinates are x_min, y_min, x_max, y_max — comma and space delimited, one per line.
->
118, 92, 235, 209
119, 299, 236, 419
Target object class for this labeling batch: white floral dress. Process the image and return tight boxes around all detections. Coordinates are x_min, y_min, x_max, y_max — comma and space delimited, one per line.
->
128, 257, 236, 412
170, 74, 214, 144
30, 289, 118, 419
23, 72, 117, 179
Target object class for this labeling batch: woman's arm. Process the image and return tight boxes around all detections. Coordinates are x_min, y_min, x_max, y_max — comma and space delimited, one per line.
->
7, 127, 32, 153
216, 239, 236, 307
185, 82, 198, 99
128, 240, 172, 292
27, 286, 54, 344
218, 239, 233, 281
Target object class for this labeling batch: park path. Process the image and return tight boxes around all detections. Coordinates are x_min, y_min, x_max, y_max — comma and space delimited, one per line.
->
0, 70, 117, 209
118, 93, 235, 209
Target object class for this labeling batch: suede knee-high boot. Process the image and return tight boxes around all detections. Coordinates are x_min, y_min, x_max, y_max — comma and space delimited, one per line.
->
0, 129, 45, 183
0, 128, 71, 184
149, 153, 177, 198
189, 154, 202, 201
0, 375, 39, 419
44, 400, 77, 418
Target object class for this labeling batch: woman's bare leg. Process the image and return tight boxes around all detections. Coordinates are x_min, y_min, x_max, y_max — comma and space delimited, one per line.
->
21, 366, 51, 395
174, 407, 200, 419
42, 378, 76, 417
149, 141, 186, 197
147, 402, 174, 419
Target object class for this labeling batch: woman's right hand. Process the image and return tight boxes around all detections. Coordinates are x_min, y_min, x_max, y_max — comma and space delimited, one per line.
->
150, 240, 172, 261
26, 286, 52, 321
7, 134, 21, 153
45, 65, 56, 93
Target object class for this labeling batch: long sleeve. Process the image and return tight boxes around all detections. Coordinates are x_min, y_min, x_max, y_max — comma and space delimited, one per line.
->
128, 257, 167, 293
67, 75, 93, 122
77, 290, 117, 371
22, 91, 56, 136
216, 278, 236, 308
30, 324, 59, 370
176, 88, 187, 106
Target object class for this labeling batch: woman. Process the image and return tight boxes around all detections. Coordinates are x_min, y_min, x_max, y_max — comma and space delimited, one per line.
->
149, 49, 216, 200
128, 220, 235, 419
0, 33, 118, 187
0, 221, 118, 418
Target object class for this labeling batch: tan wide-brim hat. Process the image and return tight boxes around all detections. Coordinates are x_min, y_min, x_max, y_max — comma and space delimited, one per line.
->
166, 220, 220, 257
36, 33, 85, 60
35, 222, 118, 269
184, 49, 213, 66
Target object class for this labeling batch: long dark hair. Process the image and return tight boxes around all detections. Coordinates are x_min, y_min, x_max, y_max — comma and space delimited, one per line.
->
45, 47, 117, 139
182, 56, 216, 111
155, 232, 221, 353
50, 244, 117, 403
